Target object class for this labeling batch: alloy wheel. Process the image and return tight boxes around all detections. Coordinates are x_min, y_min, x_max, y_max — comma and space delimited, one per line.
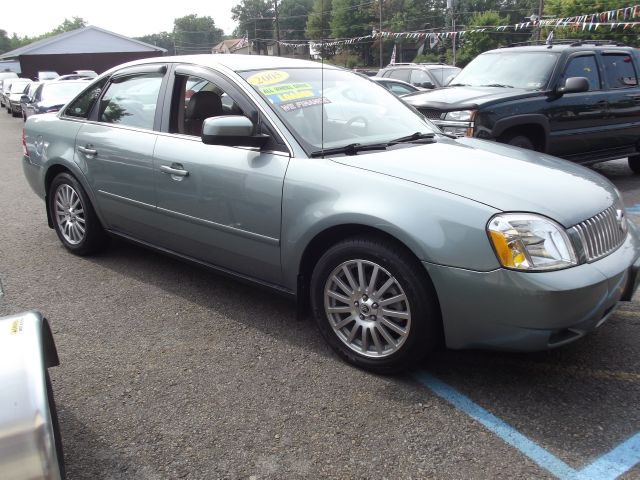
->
54, 184, 86, 245
323, 259, 411, 358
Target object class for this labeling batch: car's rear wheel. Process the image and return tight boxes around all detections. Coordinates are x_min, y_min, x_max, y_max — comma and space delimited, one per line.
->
49, 172, 109, 255
11, 107, 20, 118
310, 236, 440, 373
6, 105, 11, 115
628, 155, 640, 174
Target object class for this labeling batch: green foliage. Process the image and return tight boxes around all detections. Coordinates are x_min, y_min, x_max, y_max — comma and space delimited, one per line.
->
173, 14, 224, 54
305, 0, 332, 40
544, 0, 640, 46
326, 51, 360, 68
0, 30, 12, 55
50, 17, 87, 35
279, 0, 314, 40
456, 11, 510, 67
413, 51, 442, 63
0, 18, 90, 55
135, 32, 175, 53
231, 0, 273, 54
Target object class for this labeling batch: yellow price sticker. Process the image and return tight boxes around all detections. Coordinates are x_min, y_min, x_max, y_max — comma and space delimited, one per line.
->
247, 70, 290, 86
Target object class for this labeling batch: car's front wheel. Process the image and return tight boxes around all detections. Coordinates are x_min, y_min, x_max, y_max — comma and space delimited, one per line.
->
628, 155, 640, 174
310, 236, 440, 373
49, 172, 109, 255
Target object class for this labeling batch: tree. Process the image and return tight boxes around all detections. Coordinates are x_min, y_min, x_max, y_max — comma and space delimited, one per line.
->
231, 0, 273, 54
50, 17, 87, 35
305, 0, 332, 39
135, 32, 175, 53
173, 15, 224, 54
455, 11, 511, 66
330, 0, 375, 63
543, 0, 639, 46
0, 30, 11, 55
279, 0, 314, 41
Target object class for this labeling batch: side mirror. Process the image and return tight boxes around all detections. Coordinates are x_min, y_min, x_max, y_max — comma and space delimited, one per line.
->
20, 95, 29, 102
556, 76, 589, 95
201, 115, 269, 148
419, 81, 435, 89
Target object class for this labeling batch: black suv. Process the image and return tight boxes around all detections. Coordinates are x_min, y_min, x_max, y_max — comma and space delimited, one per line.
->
402, 42, 640, 172
377, 62, 461, 89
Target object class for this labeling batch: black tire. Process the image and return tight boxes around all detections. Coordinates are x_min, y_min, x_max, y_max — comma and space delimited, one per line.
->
310, 235, 441, 373
6, 105, 11, 115
628, 155, 640, 174
48, 172, 109, 255
46, 371, 66, 479
503, 134, 535, 150
11, 108, 20, 118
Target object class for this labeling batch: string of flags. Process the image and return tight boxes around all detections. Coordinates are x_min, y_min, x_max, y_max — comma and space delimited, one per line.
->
266, 4, 640, 48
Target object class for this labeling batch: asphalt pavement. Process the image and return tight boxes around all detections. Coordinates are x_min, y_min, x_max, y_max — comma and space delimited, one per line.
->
1, 111, 639, 479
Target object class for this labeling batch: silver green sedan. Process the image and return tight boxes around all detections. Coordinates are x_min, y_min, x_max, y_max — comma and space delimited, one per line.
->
22, 55, 640, 372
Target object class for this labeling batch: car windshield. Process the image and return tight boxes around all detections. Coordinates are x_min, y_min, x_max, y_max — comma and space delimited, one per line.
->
42, 82, 88, 103
239, 68, 435, 151
10, 81, 29, 93
451, 52, 560, 90
430, 67, 461, 85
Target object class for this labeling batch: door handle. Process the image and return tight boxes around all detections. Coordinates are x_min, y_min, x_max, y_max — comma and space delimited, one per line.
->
160, 165, 189, 177
77, 145, 97, 157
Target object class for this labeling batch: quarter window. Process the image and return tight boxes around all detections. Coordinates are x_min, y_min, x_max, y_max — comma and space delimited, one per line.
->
98, 74, 163, 129
602, 54, 638, 89
387, 83, 415, 95
562, 56, 600, 91
65, 78, 107, 118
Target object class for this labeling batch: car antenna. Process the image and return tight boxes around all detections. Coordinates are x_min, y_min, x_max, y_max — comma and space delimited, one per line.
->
545, 31, 554, 49
321, 0, 325, 157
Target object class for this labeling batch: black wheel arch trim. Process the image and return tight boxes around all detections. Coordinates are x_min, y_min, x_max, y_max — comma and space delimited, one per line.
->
492, 114, 550, 141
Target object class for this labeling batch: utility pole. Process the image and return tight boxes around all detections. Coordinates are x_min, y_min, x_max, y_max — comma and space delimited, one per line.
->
537, 0, 544, 40
274, 0, 281, 57
447, 0, 456, 66
379, 0, 383, 69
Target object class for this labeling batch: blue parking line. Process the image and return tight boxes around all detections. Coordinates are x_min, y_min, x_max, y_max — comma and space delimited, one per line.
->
414, 372, 640, 480
626, 204, 640, 214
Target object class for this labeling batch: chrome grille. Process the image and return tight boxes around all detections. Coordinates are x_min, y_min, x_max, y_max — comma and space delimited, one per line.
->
569, 205, 627, 262
419, 108, 443, 120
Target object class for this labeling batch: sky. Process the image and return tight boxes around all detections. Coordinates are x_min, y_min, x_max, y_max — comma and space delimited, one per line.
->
3, 0, 240, 38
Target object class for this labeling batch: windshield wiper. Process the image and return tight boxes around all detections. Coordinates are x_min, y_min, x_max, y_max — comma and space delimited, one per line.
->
309, 142, 389, 158
388, 132, 436, 145
481, 83, 514, 88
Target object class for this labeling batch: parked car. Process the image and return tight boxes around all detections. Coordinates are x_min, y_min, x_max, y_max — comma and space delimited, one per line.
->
37, 71, 59, 81
1, 77, 20, 109
370, 77, 421, 96
6, 79, 31, 116
22, 80, 90, 120
22, 55, 640, 372
402, 41, 640, 172
377, 62, 461, 89
55, 74, 94, 81
20, 81, 41, 121
72, 70, 98, 79
0, 72, 18, 107
0, 311, 64, 479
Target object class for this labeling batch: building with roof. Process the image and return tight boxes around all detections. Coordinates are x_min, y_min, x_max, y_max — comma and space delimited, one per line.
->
0, 26, 166, 79
212, 38, 251, 55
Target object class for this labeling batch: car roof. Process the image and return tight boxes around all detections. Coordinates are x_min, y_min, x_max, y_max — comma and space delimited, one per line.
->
108, 54, 340, 74
487, 43, 636, 54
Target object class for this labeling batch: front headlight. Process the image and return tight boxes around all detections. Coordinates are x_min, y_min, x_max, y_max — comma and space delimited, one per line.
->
444, 110, 475, 121
487, 213, 577, 271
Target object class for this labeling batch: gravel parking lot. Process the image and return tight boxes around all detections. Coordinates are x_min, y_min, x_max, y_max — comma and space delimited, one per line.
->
1, 111, 639, 479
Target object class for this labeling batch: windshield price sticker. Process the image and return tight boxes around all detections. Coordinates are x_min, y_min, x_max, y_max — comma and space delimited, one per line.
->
246, 70, 290, 86
259, 82, 312, 96
280, 96, 331, 112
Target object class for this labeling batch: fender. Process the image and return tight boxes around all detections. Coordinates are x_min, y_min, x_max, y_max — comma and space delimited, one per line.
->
491, 114, 550, 145
0, 311, 63, 479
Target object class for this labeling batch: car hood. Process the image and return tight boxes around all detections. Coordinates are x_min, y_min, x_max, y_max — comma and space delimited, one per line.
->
332, 137, 618, 227
402, 86, 538, 110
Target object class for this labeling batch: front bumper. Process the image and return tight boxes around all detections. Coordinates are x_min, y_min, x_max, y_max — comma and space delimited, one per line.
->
424, 227, 640, 351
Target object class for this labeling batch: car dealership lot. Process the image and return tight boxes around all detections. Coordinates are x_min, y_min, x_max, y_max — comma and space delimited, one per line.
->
1, 112, 639, 478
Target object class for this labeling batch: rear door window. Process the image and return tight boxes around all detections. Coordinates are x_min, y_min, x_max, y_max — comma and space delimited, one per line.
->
410, 69, 434, 85
387, 69, 411, 82
98, 74, 163, 129
602, 54, 638, 89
